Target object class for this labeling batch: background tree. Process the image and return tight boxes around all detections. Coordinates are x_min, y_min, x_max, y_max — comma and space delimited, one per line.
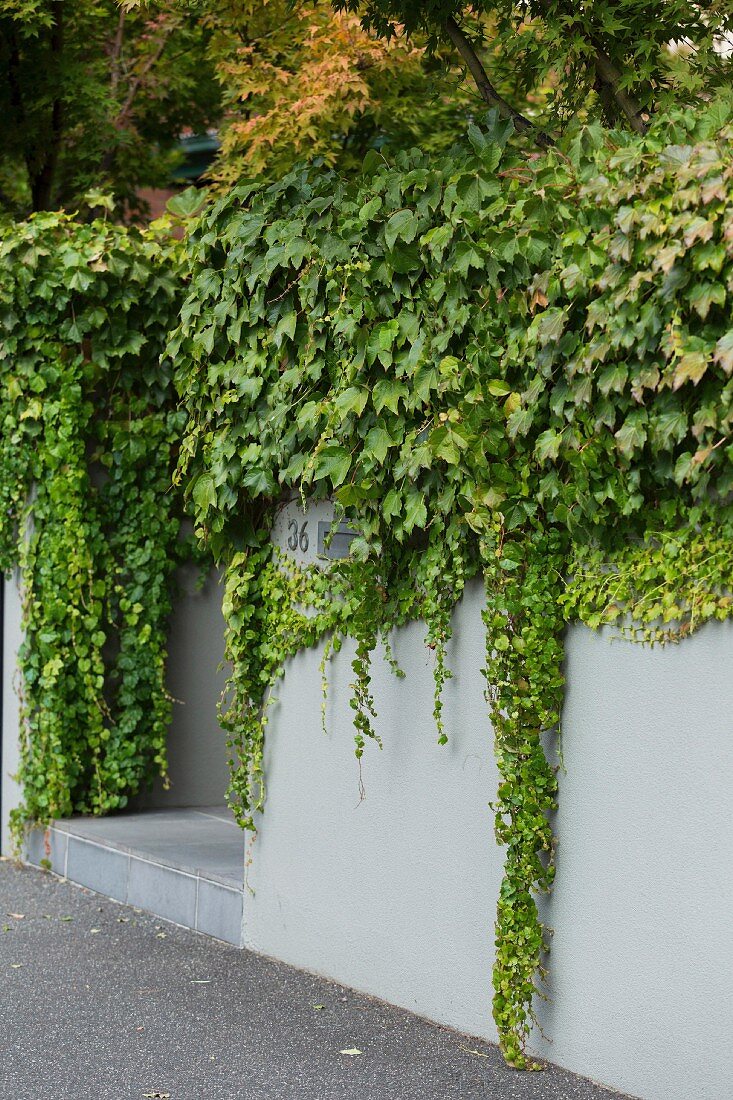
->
330, 1, 733, 140
0, 1, 220, 217
200, 0, 474, 185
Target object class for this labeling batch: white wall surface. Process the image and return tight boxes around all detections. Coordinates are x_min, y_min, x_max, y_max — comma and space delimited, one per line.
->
238, 497, 733, 1100
1, 571, 24, 854
535, 622, 733, 1099
134, 563, 229, 810
4, 494, 732, 1099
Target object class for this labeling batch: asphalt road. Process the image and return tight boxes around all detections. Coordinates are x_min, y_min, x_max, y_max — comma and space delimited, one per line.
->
0, 859, 629, 1100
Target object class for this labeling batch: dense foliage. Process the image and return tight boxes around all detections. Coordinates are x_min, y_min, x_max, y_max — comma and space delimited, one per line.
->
172, 101, 733, 1065
333, 0, 733, 136
0, 1, 220, 216
0, 213, 188, 823
202, 0, 474, 184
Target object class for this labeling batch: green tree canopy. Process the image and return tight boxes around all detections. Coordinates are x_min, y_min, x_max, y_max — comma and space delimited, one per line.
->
331, 1, 733, 138
0, 1, 220, 217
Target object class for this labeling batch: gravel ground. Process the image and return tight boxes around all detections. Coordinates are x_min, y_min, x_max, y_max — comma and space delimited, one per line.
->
0, 859, 631, 1100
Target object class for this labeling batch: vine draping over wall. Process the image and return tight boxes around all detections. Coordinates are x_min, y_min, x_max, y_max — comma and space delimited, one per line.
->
2, 101, 733, 1071
172, 103, 733, 1067
0, 214, 189, 827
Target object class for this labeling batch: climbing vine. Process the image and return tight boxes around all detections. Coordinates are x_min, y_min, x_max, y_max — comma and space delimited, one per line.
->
0, 213, 189, 827
172, 99, 733, 1067
4, 97, 733, 1072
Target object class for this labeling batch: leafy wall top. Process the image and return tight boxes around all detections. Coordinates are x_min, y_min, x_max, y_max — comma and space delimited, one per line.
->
173, 104, 733, 570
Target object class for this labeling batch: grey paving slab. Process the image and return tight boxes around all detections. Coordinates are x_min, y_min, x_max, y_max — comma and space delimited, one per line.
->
195, 805, 239, 825
0, 860, 631, 1100
196, 878, 243, 946
54, 807, 244, 887
66, 836, 129, 903
127, 857, 197, 929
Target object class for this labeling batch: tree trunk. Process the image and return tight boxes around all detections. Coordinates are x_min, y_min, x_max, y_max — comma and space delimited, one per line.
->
30, 1, 65, 212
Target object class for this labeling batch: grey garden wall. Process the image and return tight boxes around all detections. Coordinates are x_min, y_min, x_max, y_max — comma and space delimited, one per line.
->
1, 571, 24, 854
3, 498, 732, 1100
238, 496, 733, 1100
132, 563, 228, 811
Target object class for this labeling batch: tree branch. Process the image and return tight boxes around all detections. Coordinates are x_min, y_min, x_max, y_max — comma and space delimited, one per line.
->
590, 45, 648, 133
100, 14, 178, 181
532, 0, 648, 133
114, 16, 177, 131
444, 16, 554, 149
109, 9, 127, 98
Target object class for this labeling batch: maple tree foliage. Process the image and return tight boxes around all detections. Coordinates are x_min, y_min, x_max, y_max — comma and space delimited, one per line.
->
202, 0, 473, 184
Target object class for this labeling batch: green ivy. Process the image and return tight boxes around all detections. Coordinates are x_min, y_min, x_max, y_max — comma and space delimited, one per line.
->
0, 213, 190, 828
172, 100, 733, 1067
4, 99, 733, 1072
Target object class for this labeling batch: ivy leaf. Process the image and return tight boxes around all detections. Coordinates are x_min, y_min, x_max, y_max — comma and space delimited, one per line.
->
688, 282, 725, 320
313, 446, 351, 487
242, 466, 276, 495
359, 196, 382, 222
453, 241, 484, 276
335, 387, 369, 417
373, 379, 407, 414
385, 209, 418, 251
713, 331, 733, 374
672, 350, 709, 389
534, 429, 563, 463
614, 412, 648, 457
487, 380, 511, 397
403, 490, 427, 532
533, 309, 566, 346
598, 365, 628, 395
364, 426, 392, 463
166, 187, 206, 219
274, 311, 297, 344
192, 473, 216, 514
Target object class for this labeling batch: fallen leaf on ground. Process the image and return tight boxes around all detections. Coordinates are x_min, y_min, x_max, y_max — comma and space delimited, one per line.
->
10, 963, 23, 969
90, 928, 101, 934
8, 913, 24, 919
142, 1092, 170, 1099
59, 916, 73, 922
339, 1048, 362, 1056
312, 1004, 325, 1010
459, 1046, 491, 1059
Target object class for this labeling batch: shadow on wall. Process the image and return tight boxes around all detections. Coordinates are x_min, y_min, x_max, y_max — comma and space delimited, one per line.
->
132, 564, 229, 811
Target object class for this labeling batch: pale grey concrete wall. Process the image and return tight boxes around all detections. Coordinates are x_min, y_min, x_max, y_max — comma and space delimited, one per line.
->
534, 622, 733, 1099
133, 564, 229, 810
239, 497, 733, 1100
1, 571, 24, 854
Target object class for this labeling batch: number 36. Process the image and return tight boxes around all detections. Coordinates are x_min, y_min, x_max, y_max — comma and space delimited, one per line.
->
287, 519, 309, 553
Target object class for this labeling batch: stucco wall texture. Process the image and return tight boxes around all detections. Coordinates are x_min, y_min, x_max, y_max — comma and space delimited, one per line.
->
3, 497, 732, 1099
240, 499, 733, 1100
1, 571, 24, 854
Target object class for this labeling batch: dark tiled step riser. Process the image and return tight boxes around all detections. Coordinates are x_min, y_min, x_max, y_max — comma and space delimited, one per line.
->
24, 827, 243, 947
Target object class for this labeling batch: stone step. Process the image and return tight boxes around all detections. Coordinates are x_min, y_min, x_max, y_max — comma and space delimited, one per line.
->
24, 806, 245, 946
